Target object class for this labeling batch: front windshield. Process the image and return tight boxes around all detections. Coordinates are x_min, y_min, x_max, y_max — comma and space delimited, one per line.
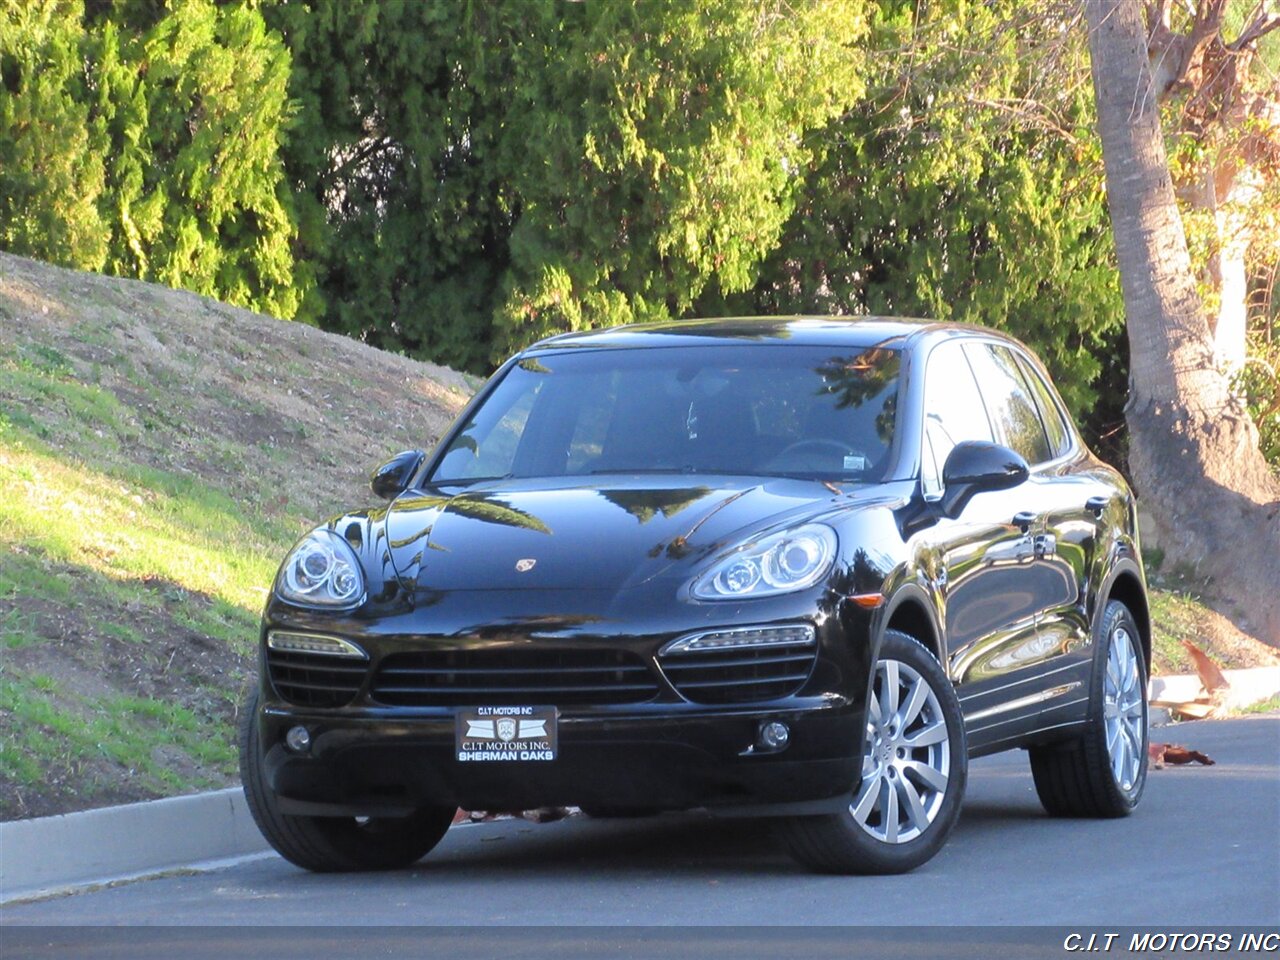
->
429, 344, 901, 484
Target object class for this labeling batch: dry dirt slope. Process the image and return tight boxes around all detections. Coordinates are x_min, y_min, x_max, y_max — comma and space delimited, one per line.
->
0, 252, 472, 818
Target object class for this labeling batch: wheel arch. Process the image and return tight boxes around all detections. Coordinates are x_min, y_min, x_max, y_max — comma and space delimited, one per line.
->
880, 585, 944, 665
1100, 560, 1151, 670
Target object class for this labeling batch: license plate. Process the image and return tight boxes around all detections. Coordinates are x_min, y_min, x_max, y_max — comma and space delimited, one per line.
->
455, 706, 558, 762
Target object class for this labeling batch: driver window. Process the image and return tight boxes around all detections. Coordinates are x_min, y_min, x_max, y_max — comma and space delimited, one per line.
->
921, 341, 994, 498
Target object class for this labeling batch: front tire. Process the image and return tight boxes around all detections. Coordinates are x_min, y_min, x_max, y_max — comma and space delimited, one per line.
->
238, 688, 455, 872
1029, 599, 1148, 817
778, 630, 967, 874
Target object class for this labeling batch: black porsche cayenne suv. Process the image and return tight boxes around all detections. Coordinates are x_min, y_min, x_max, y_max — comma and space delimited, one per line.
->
240, 317, 1149, 874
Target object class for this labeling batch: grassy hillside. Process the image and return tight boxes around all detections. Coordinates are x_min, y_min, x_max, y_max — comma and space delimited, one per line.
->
0, 252, 471, 818
0, 252, 1274, 820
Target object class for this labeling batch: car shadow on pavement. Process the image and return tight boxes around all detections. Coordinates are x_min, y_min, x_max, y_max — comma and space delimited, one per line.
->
955, 800, 1053, 825
418, 814, 804, 876
418, 799, 1054, 878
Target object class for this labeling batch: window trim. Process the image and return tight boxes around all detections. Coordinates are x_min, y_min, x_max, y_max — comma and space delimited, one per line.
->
918, 339, 995, 502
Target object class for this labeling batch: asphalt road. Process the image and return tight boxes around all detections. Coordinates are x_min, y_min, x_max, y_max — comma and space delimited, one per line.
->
3, 716, 1277, 956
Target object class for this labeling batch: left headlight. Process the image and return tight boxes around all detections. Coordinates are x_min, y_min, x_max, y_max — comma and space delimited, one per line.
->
276, 529, 365, 609
692, 523, 837, 600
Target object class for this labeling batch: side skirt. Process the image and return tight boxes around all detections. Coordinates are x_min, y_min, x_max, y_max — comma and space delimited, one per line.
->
960, 661, 1091, 758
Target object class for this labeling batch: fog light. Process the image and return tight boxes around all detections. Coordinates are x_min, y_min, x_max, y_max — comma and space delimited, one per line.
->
759, 721, 790, 751
285, 725, 311, 753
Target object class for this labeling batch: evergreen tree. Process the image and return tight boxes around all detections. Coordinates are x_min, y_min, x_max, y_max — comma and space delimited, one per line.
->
715, 0, 1124, 417
1, 1, 306, 321
270, 0, 869, 371
0, 0, 107, 270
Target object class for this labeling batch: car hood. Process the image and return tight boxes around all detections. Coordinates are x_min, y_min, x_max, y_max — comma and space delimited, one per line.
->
381, 475, 859, 592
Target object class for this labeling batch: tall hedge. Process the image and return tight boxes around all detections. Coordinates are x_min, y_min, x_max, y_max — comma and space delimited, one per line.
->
269, 0, 870, 370
1, 0, 306, 320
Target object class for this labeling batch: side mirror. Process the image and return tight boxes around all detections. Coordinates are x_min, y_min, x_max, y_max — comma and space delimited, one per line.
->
370, 449, 426, 500
940, 441, 1028, 518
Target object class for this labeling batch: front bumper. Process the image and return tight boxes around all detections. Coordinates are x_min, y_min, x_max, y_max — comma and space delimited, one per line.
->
253, 585, 878, 817
257, 700, 861, 816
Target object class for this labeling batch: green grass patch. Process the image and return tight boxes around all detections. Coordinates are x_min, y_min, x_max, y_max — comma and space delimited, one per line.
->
1149, 588, 1218, 675
0, 543, 252, 814
0, 548, 74, 604
0, 405, 47, 440
8, 342, 74, 379
114, 460, 297, 547
171, 599, 259, 651
0, 433, 279, 613
0, 546, 258, 656
1238, 694, 1280, 715
0, 606, 42, 649
98, 621, 146, 645
0, 675, 236, 798
0, 357, 138, 447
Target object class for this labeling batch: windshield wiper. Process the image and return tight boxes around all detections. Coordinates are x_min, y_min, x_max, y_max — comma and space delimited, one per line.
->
584, 466, 697, 475
428, 473, 514, 485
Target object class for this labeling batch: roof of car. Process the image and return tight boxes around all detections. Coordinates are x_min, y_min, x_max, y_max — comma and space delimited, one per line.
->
523, 316, 1011, 354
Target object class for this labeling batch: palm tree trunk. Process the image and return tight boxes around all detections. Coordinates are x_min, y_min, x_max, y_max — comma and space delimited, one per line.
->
1085, 0, 1280, 643
1208, 213, 1249, 373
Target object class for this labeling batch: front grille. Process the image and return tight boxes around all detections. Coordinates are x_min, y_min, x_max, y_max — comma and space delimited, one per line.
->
371, 647, 661, 706
267, 649, 367, 708
659, 642, 817, 704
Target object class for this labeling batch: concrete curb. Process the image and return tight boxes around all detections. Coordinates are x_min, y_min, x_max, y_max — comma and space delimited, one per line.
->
1150, 666, 1280, 710
0, 786, 269, 904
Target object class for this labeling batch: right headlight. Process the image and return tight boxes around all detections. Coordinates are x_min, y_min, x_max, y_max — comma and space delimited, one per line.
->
692, 523, 837, 600
276, 529, 366, 609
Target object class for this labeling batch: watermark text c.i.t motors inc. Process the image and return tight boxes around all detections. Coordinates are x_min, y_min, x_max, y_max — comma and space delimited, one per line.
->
1065, 933, 1279, 953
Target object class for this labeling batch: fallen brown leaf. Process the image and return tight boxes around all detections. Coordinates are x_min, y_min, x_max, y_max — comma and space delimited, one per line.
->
1181, 640, 1229, 694
1149, 742, 1215, 769
1169, 700, 1216, 720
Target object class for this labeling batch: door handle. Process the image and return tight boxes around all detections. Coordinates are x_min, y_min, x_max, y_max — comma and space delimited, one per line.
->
1086, 496, 1108, 518
1012, 511, 1036, 533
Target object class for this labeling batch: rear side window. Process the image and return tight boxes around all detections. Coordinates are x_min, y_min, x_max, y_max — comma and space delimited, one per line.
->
921, 341, 994, 497
1015, 353, 1072, 460
963, 343, 1052, 466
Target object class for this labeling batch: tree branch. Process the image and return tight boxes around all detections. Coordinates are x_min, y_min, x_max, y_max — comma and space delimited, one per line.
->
1147, 0, 1173, 34
961, 95, 1081, 145
1144, 0, 1198, 31
1183, 0, 1229, 73
1227, 0, 1280, 50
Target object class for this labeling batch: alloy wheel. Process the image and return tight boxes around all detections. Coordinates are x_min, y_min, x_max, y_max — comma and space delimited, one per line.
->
1103, 626, 1144, 792
852, 658, 951, 844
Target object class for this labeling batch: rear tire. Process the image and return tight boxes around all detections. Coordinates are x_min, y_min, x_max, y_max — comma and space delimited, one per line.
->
1029, 599, 1148, 818
778, 630, 967, 874
238, 688, 454, 872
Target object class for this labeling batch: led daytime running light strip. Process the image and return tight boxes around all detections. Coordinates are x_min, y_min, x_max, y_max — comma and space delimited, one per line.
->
267, 630, 368, 659
662, 623, 816, 655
